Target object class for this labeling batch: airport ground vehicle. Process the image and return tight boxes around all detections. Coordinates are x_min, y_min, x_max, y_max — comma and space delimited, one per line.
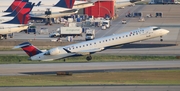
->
101, 20, 111, 30
138, 17, 145, 22
49, 27, 83, 38
121, 19, 127, 24
85, 28, 95, 41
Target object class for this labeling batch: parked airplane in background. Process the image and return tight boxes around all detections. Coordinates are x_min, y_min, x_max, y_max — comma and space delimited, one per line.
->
0, 0, 30, 23
14, 26, 169, 61
0, 0, 95, 19
115, 0, 143, 9
0, 0, 95, 9
0, 2, 34, 39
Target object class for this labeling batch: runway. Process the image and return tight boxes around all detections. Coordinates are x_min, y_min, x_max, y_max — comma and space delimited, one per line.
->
0, 86, 180, 91
0, 61, 180, 75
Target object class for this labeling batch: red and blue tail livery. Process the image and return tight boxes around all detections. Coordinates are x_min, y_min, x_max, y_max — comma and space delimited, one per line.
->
3, 2, 34, 24
4, 0, 29, 17
4, 0, 22, 12
54, 0, 75, 9
13, 42, 42, 57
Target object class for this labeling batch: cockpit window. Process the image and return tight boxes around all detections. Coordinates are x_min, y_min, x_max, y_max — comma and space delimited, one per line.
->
153, 27, 161, 31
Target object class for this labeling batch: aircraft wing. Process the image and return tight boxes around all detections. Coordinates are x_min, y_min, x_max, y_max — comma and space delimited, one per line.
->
63, 47, 104, 55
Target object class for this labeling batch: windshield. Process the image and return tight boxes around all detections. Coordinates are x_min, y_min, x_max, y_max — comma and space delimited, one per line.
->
153, 27, 161, 31
103, 22, 108, 25
86, 34, 93, 36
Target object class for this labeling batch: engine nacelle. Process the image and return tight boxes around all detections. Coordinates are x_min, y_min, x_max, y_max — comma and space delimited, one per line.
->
46, 48, 60, 55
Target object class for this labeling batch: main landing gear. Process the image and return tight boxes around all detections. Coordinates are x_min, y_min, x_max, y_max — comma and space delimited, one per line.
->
160, 36, 163, 41
86, 55, 92, 61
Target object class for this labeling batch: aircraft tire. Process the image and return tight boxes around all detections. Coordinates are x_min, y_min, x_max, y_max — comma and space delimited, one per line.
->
160, 39, 163, 41
86, 56, 92, 61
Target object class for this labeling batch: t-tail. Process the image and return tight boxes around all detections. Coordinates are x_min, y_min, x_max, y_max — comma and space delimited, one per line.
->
3, 2, 34, 24
13, 42, 42, 57
4, 0, 29, 17
54, 0, 75, 9
4, 0, 22, 13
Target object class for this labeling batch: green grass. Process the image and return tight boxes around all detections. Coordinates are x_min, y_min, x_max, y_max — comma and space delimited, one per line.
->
0, 70, 180, 86
0, 55, 178, 64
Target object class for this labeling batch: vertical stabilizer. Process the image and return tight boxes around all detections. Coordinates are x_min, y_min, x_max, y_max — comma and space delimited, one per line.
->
54, 0, 75, 9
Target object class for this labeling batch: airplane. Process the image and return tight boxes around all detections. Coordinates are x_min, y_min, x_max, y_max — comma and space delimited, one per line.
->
0, 0, 77, 21
0, 0, 95, 9
0, 2, 34, 39
0, 0, 31, 23
14, 26, 169, 61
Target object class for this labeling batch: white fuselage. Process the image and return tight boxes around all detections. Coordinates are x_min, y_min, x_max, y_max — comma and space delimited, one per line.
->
0, 24, 28, 34
0, 0, 94, 19
30, 27, 169, 61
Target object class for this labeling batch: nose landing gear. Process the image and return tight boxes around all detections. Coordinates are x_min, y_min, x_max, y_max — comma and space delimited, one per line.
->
160, 36, 163, 41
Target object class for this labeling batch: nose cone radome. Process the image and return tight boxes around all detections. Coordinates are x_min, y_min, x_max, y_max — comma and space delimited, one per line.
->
164, 29, 169, 34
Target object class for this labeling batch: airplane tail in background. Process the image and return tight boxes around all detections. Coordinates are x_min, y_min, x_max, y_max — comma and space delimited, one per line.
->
54, 0, 75, 9
4, 0, 29, 17
35, 1, 42, 6
13, 42, 43, 57
3, 2, 34, 24
4, 0, 22, 13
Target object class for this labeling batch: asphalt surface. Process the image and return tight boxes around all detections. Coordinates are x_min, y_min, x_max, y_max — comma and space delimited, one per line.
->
0, 61, 179, 75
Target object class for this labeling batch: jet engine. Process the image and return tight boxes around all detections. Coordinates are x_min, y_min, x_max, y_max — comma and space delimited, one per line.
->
45, 48, 60, 55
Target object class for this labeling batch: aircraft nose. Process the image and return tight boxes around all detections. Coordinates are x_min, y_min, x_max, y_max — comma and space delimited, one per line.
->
164, 29, 169, 34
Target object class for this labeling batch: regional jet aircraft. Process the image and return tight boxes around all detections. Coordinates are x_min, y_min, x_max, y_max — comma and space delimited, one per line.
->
14, 27, 169, 61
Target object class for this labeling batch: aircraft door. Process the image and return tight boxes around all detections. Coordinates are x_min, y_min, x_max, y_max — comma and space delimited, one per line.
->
146, 28, 152, 38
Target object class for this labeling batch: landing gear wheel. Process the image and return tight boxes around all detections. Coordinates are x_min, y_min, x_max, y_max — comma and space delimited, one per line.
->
86, 56, 92, 61
160, 39, 163, 41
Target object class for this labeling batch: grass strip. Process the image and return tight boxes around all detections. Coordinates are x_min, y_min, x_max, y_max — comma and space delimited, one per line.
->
0, 70, 180, 86
0, 55, 178, 64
